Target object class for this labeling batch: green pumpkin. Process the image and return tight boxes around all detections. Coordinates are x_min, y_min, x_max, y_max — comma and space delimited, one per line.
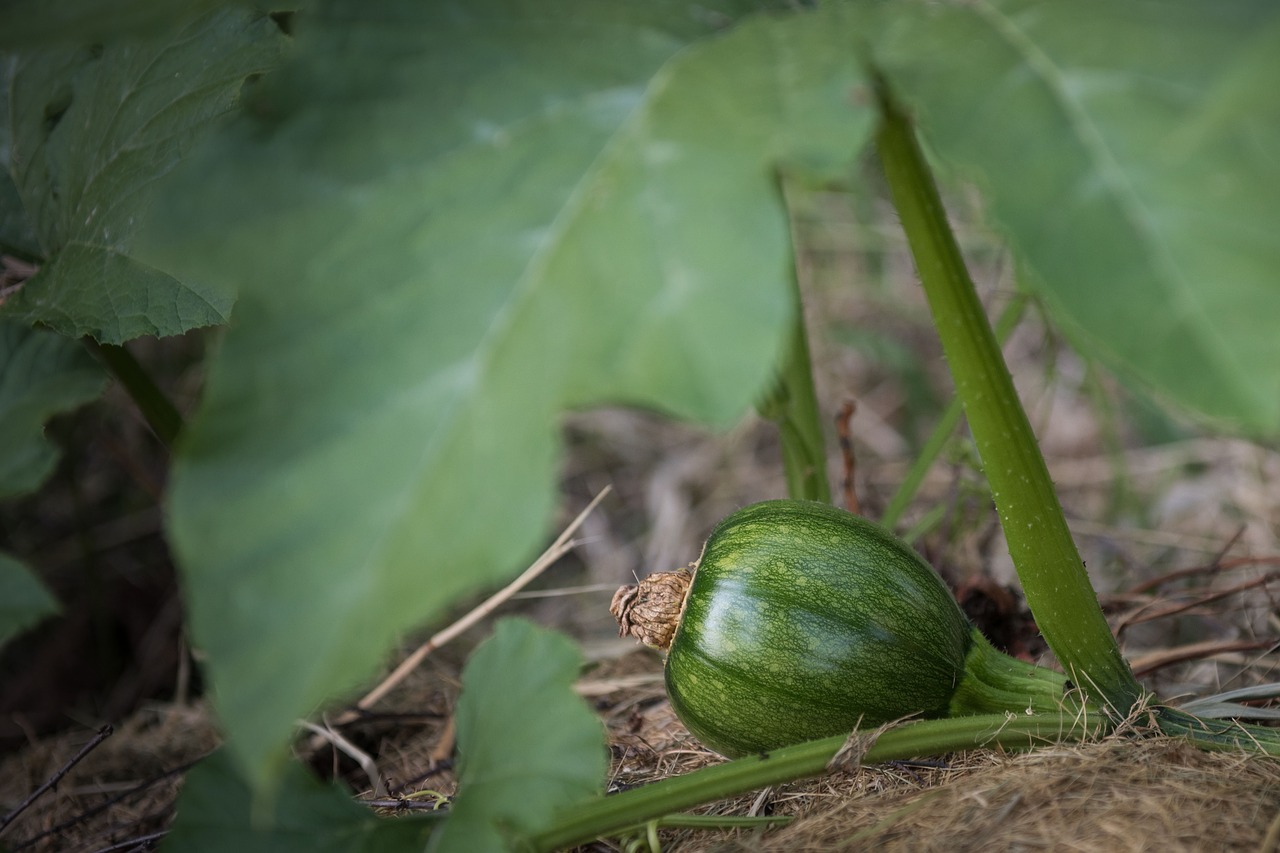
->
612, 499, 1074, 757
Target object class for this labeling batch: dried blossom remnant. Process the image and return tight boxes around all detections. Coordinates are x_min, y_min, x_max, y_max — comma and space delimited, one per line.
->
610, 567, 693, 652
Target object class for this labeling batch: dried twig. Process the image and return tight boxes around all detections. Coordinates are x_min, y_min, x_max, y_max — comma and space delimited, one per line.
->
299, 719, 387, 798
11, 757, 204, 851
0, 255, 38, 305
355, 485, 611, 711
90, 829, 167, 853
835, 400, 860, 515
429, 714, 456, 767
1116, 573, 1280, 634
304, 487, 612, 754
1126, 544, 1277, 598
363, 798, 448, 812
1129, 639, 1279, 677
827, 717, 909, 774
1, 724, 113, 834
388, 759, 454, 797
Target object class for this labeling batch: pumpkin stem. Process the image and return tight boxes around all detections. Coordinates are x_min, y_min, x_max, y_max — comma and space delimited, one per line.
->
610, 568, 693, 652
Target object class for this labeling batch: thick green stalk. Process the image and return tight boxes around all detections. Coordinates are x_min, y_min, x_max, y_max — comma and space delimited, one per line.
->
881, 294, 1027, 530
85, 340, 184, 447
757, 264, 831, 504
949, 629, 1094, 718
527, 712, 1101, 852
873, 87, 1143, 716
640, 814, 793, 830
1155, 707, 1280, 756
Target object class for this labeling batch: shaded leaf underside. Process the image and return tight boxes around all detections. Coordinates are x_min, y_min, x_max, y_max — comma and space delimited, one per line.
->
878, 0, 1280, 430
146, 0, 872, 790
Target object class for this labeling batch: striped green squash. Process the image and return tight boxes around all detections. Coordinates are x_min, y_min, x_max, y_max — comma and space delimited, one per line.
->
612, 499, 1079, 757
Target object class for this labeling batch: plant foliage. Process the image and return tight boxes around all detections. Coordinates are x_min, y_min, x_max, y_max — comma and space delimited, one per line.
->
0, 7, 286, 341
1, 0, 1277, 847
0, 551, 60, 648
0, 320, 104, 497
139, 0, 872, 790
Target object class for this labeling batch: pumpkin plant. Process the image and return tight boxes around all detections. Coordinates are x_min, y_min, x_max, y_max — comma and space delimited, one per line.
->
2, 0, 1279, 850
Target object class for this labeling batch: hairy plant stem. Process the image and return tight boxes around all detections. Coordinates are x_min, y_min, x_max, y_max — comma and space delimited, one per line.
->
85, 339, 184, 447
526, 712, 1103, 852
881, 294, 1028, 530
871, 86, 1280, 756
949, 629, 1093, 719
1154, 707, 1280, 756
873, 84, 1144, 718
756, 247, 831, 503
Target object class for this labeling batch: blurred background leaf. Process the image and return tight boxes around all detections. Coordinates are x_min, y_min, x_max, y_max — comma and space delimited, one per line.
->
0, 0, 229, 48
162, 749, 439, 852
874, 0, 1280, 433
142, 0, 873, 790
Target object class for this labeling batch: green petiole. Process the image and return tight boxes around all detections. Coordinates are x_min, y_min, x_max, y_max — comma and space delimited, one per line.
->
872, 79, 1280, 757
757, 181, 833, 506
84, 339, 185, 448
526, 711, 1103, 852
872, 81, 1145, 717
880, 294, 1027, 531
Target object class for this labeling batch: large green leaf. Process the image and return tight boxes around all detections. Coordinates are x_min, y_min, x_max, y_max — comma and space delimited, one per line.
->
0, 0, 227, 48
0, 552, 60, 648
0, 319, 105, 497
0, 8, 286, 342
141, 1, 872, 790
431, 619, 605, 852
874, 0, 1280, 433
161, 749, 439, 852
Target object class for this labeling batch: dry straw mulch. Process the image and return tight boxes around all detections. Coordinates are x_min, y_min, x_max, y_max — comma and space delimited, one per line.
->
0, 702, 218, 852
578, 650, 1280, 853
663, 739, 1280, 853
7, 662, 1280, 853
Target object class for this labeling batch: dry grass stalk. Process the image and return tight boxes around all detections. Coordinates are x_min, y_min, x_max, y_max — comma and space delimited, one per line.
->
354, 485, 612, 713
